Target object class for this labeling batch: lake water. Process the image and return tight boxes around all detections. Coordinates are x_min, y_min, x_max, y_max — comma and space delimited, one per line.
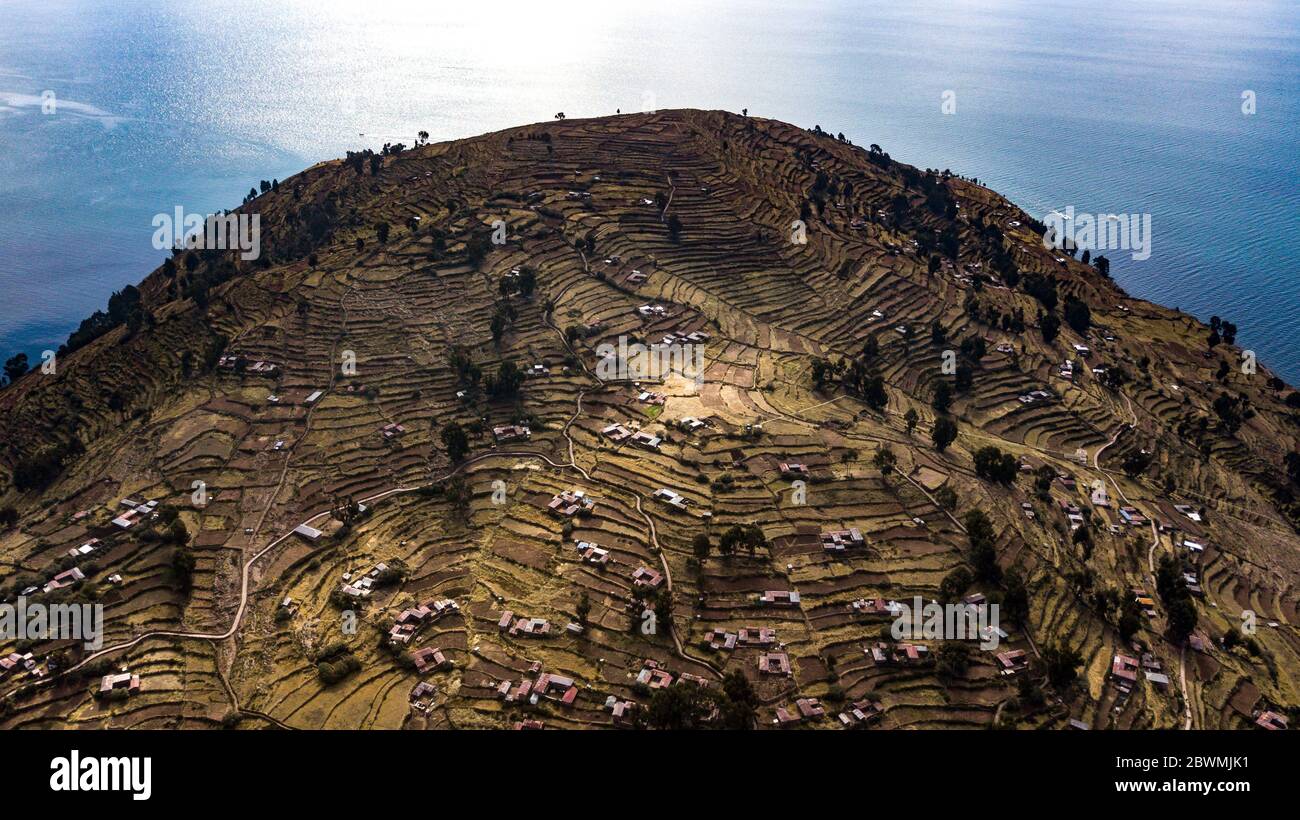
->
2, 0, 1297, 378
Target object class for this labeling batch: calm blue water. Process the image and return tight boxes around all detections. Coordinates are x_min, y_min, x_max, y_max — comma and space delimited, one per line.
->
2, 0, 1298, 379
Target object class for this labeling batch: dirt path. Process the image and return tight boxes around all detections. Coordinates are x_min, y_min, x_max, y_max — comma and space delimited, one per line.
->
1102, 395, 1195, 730
54, 420, 720, 690
542, 295, 717, 677
1178, 643, 1193, 729
1093, 393, 1136, 507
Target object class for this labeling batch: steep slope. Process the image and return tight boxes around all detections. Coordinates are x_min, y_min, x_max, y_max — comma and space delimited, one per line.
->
1, 110, 1297, 730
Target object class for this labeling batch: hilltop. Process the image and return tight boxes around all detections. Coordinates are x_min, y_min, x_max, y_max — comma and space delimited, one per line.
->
0, 109, 1297, 730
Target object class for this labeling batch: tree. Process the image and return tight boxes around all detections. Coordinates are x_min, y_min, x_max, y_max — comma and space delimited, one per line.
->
1122, 451, 1152, 478
168, 519, 190, 545
1043, 643, 1082, 689
576, 591, 591, 625
373, 558, 408, 586
873, 446, 897, 476
448, 346, 481, 388
1213, 393, 1243, 435
934, 485, 957, 510
1216, 360, 1231, 383
720, 523, 766, 558
1001, 568, 1029, 625
486, 360, 524, 399
1167, 594, 1201, 641
331, 494, 363, 526
973, 446, 1018, 484
931, 380, 953, 414
692, 533, 711, 560
861, 335, 879, 362
443, 475, 472, 519
719, 670, 757, 729
938, 566, 972, 603
375, 222, 390, 243
1063, 297, 1091, 334
936, 641, 971, 680
931, 416, 958, 452
1155, 554, 1182, 601
811, 357, 839, 390
440, 422, 469, 463
644, 672, 755, 730
667, 213, 683, 242
3, 353, 29, 386
172, 547, 196, 593
652, 586, 674, 626
464, 231, 494, 270
1155, 554, 1198, 641
961, 507, 993, 541
1073, 524, 1092, 555
954, 363, 973, 393
904, 407, 919, 435
1021, 273, 1058, 311
1040, 312, 1061, 344
1117, 597, 1143, 641
858, 373, 888, 411
517, 266, 536, 298
717, 531, 734, 558
964, 509, 1001, 583
645, 682, 718, 729
1033, 466, 1055, 500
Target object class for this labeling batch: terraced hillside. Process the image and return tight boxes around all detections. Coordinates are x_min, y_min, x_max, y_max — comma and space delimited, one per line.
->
2, 110, 1298, 730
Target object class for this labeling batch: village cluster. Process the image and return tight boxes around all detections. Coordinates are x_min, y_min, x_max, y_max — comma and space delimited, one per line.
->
1, 110, 1294, 735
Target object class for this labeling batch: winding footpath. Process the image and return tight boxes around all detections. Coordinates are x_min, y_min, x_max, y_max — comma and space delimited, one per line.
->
53, 401, 720, 696
34, 265, 727, 699
1093, 395, 1194, 729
